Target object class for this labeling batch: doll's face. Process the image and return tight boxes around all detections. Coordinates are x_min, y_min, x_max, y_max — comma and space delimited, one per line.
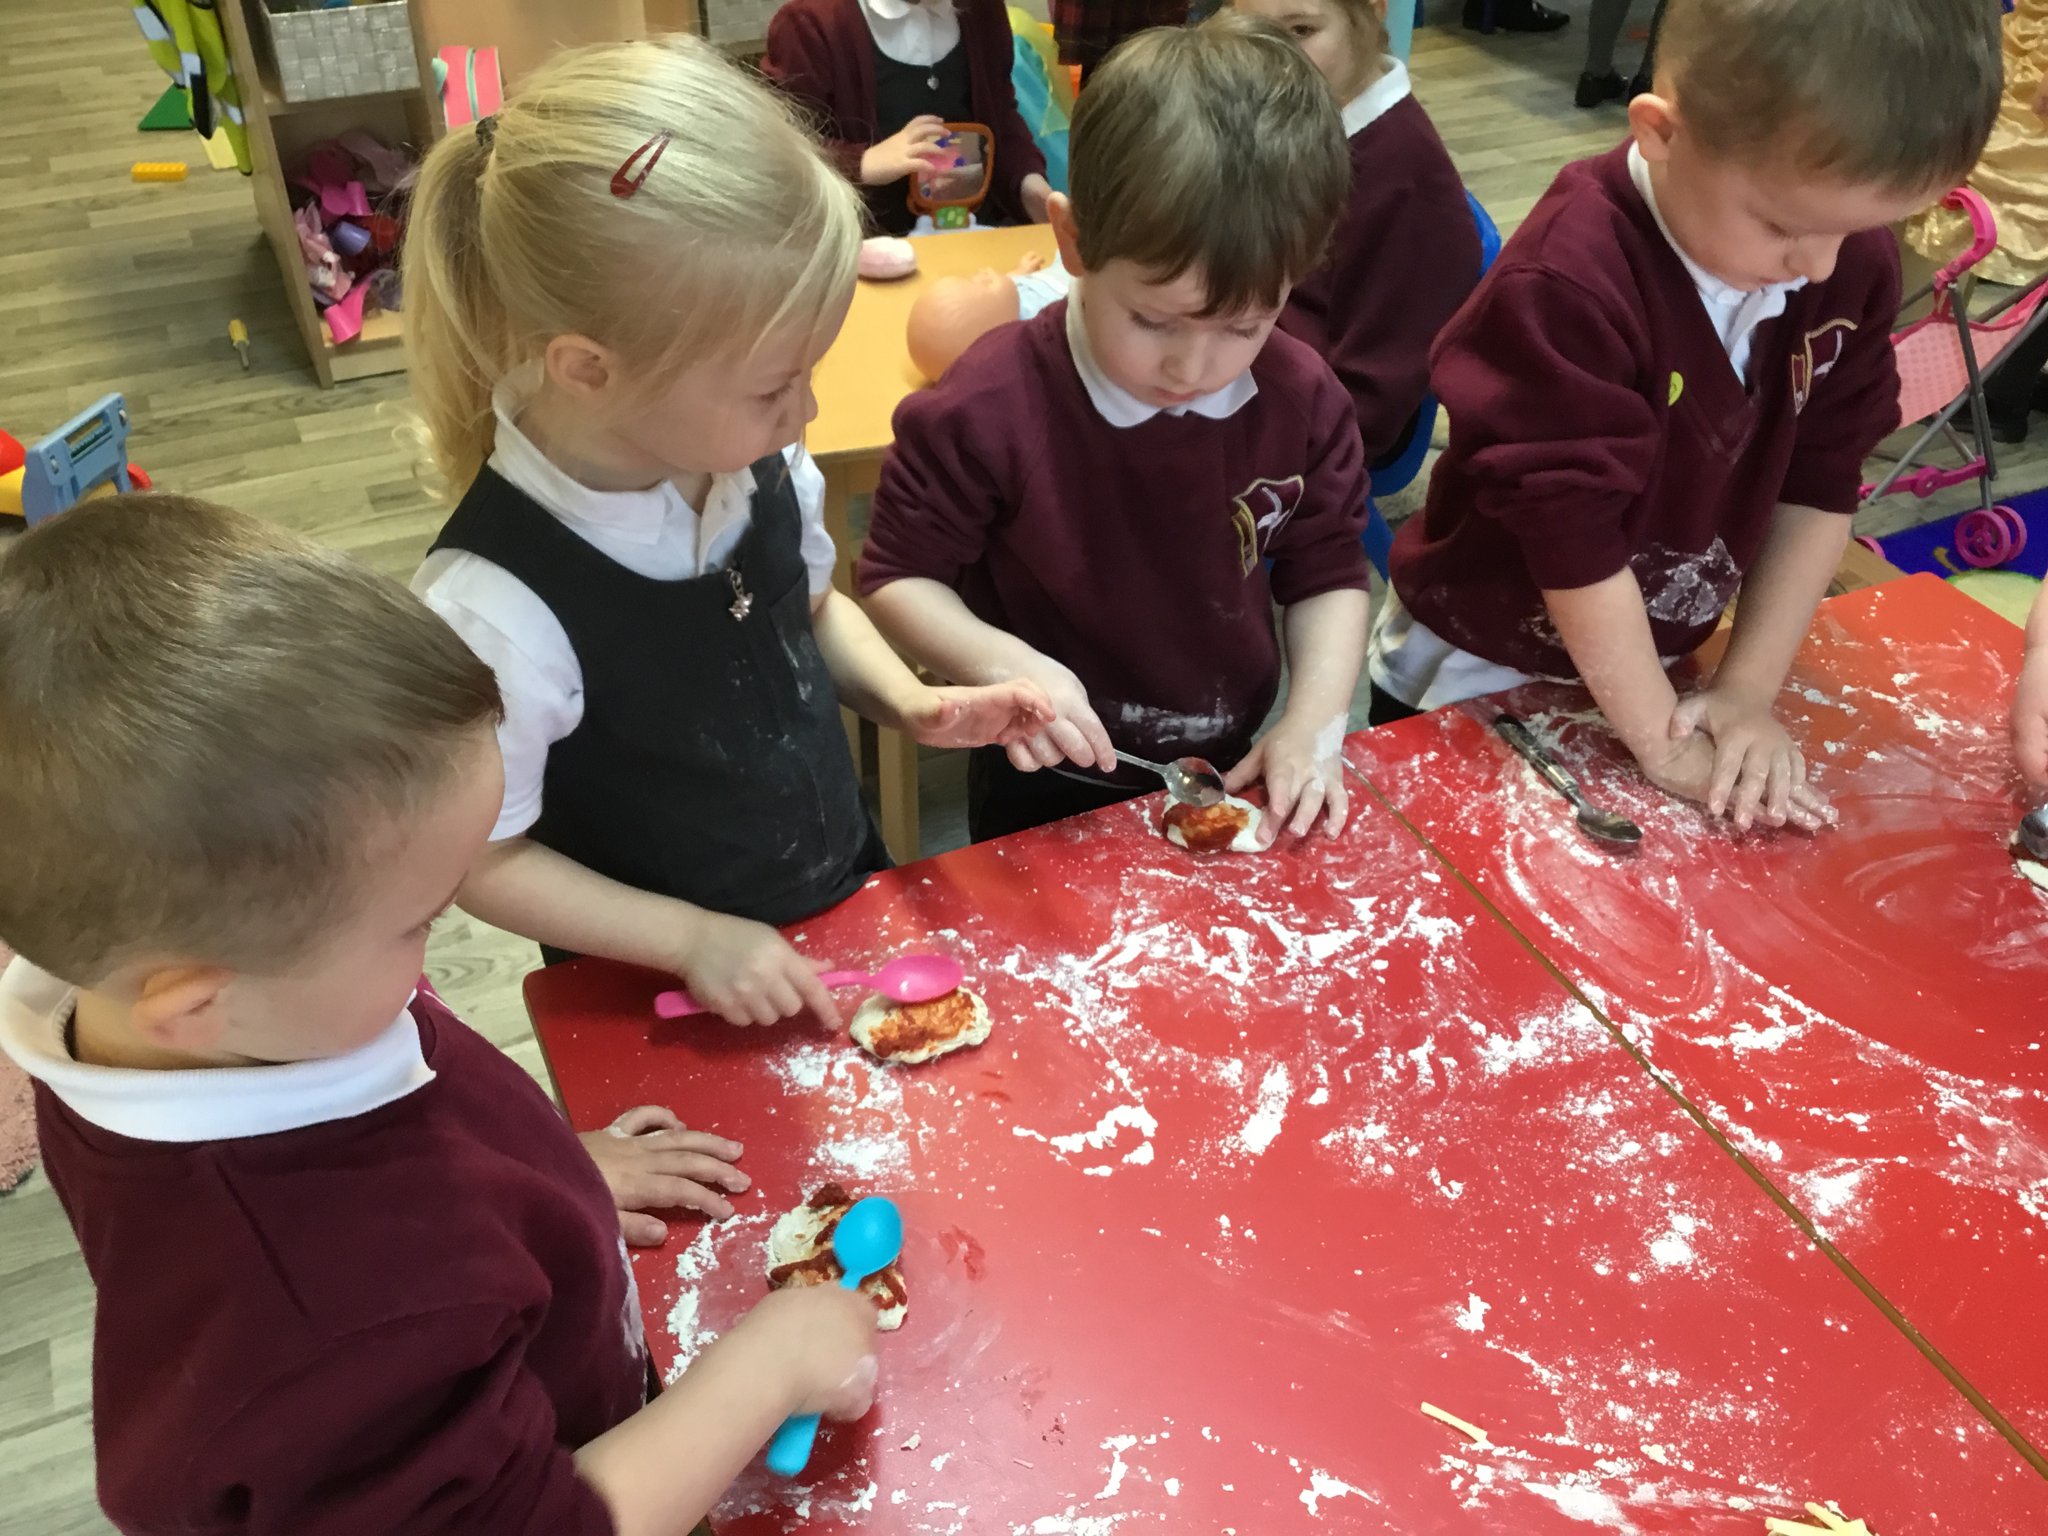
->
906, 270, 1022, 382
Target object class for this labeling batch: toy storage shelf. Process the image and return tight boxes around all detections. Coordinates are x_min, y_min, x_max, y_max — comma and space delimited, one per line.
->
218, 0, 440, 388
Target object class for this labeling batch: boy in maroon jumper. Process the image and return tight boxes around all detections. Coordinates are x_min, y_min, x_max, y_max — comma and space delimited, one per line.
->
1372, 0, 2001, 833
0, 496, 877, 1536
861, 22, 1373, 844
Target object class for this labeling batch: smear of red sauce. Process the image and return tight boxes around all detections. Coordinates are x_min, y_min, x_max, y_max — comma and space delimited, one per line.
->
769, 1184, 909, 1314
1164, 799, 1250, 854
866, 989, 978, 1058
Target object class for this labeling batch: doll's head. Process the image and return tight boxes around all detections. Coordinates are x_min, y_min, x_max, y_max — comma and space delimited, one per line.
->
907, 269, 1021, 382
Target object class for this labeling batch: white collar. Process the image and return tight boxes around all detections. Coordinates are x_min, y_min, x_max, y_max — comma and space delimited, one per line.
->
1339, 58, 1410, 138
489, 372, 754, 551
860, 0, 917, 20
1063, 286, 1259, 429
0, 958, 435, 1144
1626, 142, 1806, 313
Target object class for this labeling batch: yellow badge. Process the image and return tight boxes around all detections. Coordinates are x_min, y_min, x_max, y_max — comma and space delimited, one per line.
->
1668, 371, 1685, 406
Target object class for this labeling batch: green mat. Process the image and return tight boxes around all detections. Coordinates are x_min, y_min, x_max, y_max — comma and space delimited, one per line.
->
139, 85, 191, 132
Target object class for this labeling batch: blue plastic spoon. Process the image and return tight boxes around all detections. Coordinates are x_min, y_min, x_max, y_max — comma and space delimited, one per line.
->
764, 1196, 904, 1477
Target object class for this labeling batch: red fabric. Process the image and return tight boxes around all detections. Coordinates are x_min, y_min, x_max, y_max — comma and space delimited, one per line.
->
1389, 143, 1901, 678
764, 0, 1047, 227
859, 302, 1372, 769
37, 990, 645, 1536
1050, 0, 1187, 68
1278, 95, 1481, 468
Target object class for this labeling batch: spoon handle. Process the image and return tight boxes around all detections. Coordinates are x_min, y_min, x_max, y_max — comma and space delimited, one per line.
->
764, 1271, 868, 1476
651, 990, 708, 1020
1113, 749, 1167, 776
1493, 715, 1590, 810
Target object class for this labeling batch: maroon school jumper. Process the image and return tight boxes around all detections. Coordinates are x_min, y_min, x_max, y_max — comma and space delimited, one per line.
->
858, 301, 1372, 770
37, 989, 644, 1536
764, 0, 1047, 228
1279, 92, 1482, 468
1389, 143, 1901, 678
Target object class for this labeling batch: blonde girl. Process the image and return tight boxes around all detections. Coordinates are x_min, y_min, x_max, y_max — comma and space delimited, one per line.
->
406, 37, 1048, 1039
1223, 1, 1481, 469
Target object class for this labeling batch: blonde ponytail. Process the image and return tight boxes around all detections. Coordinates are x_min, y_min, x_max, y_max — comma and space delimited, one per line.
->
400, 36, 864, 503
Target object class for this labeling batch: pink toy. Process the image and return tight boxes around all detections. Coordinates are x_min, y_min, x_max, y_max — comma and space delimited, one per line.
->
859, 236, 918, 281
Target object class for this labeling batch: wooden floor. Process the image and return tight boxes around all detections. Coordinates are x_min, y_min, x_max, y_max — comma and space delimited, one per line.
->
0, 1, 2040, 1528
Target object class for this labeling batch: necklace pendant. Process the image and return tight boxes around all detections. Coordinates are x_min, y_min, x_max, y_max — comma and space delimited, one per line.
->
927, 71, 939, 90
727, 569, 754, 622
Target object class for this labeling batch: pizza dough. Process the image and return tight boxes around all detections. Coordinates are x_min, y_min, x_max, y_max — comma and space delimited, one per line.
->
1163, 795, 1265, 855
849, 987, 992, 1065
2011, 838, 2048, 893
766, 1182, 908, 1329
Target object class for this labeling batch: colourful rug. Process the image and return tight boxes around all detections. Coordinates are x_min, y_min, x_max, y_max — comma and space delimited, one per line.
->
1872, 484, 2048, 626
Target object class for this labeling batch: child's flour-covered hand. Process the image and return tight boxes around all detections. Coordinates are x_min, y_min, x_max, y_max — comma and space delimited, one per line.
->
745, 1285, 880, 1420
999, 654, 1117, 775
1229, 714, 1349, 845
580, 1106, 751, 1242
903, 679, 1054, 749
1660, 690, 1830, 832
2015, 643, 2048, 787
676, 912, 841, 1029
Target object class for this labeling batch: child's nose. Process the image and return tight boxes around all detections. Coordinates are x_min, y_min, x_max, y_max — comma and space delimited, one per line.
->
1789, 238, 1840, 285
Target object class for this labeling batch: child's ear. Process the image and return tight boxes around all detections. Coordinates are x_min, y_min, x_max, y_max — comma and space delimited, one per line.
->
1047, 194, 1086, 277
131, 965, 235, 1052
544, 334, 618, 401
1628, 91, 1679, 164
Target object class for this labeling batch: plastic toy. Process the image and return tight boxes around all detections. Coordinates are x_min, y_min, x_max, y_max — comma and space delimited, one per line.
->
0, 396, 153, 527
859, 236, 918, 281
907, 123, 994, 232
131, 161, 188, 182
229, 318, 250, 369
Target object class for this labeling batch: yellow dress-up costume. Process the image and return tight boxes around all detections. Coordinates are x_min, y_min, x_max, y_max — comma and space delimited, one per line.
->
1906, 0, 2048, 286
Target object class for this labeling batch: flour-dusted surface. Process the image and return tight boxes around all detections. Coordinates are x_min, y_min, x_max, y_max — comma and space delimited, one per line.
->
1349, 575, 2048, 1461
527, 665, 2046, 1530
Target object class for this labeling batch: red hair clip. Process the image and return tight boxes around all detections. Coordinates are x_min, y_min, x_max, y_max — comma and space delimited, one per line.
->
611, 131, 673, 199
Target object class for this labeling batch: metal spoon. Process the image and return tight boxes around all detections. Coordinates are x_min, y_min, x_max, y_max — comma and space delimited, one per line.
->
1114, 750, 1227, 808
1493, 714, 1643, 848
2019, 807, 2048, 861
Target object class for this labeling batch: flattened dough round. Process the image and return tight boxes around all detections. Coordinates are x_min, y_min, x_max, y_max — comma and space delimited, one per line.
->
766, 1182, 908, 1329
2013, 839, 2048, 893
1163, 794, 1264, 855
849, 987, 991, 1065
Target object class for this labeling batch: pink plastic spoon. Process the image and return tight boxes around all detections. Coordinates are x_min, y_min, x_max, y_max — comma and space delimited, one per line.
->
652, 952, 964, 1020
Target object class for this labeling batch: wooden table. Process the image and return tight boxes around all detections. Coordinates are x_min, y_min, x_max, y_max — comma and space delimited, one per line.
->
1348, 576, 2048, 1467
812, 225, 1059, 862
526, 601, 2048, 1528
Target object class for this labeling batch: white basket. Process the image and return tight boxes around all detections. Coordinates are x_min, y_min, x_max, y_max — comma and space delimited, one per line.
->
263, 1, 420, 104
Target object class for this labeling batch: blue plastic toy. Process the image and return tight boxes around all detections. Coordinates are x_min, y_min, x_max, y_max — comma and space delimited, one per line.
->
19, 395, 144, 526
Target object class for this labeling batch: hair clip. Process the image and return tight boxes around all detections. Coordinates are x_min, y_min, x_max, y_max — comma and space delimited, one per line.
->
611, 131, 673, 199
476, 114, 497, 148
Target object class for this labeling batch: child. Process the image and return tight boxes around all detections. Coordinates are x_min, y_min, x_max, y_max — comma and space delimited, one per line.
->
1228, 0, 1483, 470
0, 495, 879, 1536
404, 39, 1048, 1027
765, 0, 1052, 234
1371, 0, 2001, 833
2016, 582, 2048, 787
860, 21, 1374, 844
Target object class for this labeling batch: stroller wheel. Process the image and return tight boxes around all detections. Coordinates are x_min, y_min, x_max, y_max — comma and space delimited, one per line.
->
1956, 507, 2020, 568
1854, 535, 1884, 556
1995, 505, 2029, 561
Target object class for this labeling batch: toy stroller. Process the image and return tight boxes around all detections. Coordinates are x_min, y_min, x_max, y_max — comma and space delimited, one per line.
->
1860, 188, 2048, 569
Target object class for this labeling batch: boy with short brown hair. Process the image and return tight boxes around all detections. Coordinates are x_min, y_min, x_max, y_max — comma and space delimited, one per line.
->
861, 21, 1375, 844
0, 495, 877, 1536
1373, 0, 2001, 831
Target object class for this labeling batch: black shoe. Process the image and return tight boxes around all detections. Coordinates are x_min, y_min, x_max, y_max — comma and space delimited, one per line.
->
1958, 405, 2032, 444
1627, 68, 1652, 99
1575, 69, 1625, 108
1464, 0, 1571, 33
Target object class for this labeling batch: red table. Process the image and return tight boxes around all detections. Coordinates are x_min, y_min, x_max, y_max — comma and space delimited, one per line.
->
528, 764, 2046, 1531
1348, 577, 2048, 1466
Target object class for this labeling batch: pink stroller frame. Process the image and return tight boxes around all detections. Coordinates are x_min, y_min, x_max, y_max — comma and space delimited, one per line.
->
1861, 188, 2048, 569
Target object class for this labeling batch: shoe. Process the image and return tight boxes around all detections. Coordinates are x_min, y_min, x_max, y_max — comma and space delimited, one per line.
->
1575, 70, 1625, 108
1627, 69, 1652, 99
1463, 0, 1571, 33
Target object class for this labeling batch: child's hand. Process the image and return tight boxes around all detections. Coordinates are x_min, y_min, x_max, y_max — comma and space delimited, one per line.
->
677, 913, 840, 1028
1229, 716, 1348, 844
579, 1106, 751, 1241
1000, 657, 1116, 775
1668, 689, 1830, 832
1020, 172, 1052, 224
2014, 645, 2048, 787
902, 680, 1054, 749
749, 1284, 880, 1419
860, 116, 950, 186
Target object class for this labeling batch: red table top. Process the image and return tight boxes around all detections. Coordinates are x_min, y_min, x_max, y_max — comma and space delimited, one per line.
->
527, 735, 2046, 1532
1348, 575, 2048, 1465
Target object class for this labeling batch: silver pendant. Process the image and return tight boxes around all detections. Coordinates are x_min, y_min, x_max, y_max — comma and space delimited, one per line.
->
927, 72, 939, 90
727, 569, 753, 621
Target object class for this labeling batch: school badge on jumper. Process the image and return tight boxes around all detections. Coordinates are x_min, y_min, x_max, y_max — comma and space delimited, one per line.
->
1791, 319, 1856, 415
1227, 475, 1307, 575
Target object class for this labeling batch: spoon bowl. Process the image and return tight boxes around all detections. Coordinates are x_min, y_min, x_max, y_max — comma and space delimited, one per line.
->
765, 1196, 904, 1477
2019, 807, 2048, 861
1115, 750, 1227, 808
